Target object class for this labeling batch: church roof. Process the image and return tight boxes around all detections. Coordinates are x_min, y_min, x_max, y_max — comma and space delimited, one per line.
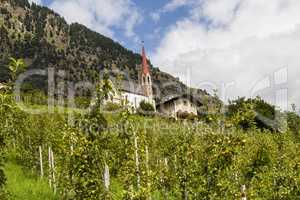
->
141, 45, 150, 75
113, 80, 146, 96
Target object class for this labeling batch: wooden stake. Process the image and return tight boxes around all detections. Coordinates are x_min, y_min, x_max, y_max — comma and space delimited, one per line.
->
104, 163, 110, 191
145, 146, 151, 200
51, 149, 56, 194
174, 155, 177, 172
164, 158, 169, 199
183, 168, 188, 200
145, 146, 149, 173
39, 146, 44, 178
48, 147, 52, 187
241, 185, 247, 200
133, 132, 140, 189
70, 145, 74, 155
164, 158, 168, 169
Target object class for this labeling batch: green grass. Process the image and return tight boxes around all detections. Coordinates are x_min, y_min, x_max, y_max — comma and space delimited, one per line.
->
4, 161, 57, 200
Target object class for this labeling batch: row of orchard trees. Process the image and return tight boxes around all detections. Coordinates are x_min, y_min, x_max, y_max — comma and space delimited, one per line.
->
1, 88, 300, 199
0, 59, 300, 199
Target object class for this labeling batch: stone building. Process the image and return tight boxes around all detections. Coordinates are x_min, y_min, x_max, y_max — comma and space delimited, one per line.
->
156, 94, 200, 118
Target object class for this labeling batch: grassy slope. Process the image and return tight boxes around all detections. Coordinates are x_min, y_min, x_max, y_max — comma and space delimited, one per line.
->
4, 161, 57, 200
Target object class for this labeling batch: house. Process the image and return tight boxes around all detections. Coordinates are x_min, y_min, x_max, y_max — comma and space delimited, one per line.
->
156, 94, 201, 118
108, 45, 155, 111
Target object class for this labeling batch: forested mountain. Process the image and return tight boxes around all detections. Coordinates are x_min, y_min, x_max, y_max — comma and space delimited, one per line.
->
0, 0, 211, 102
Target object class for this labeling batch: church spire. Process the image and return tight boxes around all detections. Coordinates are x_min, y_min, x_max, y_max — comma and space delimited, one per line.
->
139, 42, 153, 98
142, 42, 150, 75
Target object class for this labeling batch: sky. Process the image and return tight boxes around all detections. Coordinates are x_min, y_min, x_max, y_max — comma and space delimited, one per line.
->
28, 0, 300, 111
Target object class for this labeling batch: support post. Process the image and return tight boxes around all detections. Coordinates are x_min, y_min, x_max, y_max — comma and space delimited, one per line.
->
104, 163, 110, 191
133, 132, 140, 189
39, 146, 44, 178
48, 147, 52, 187
51, 149, 56, 194
241, 185, 247, 200
145, 146, 151, 200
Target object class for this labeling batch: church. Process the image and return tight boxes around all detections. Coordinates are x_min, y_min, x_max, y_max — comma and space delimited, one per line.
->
109, 45, 156, 111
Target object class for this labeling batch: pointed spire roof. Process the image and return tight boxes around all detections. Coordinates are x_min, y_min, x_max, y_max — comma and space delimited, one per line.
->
141, 43, 150, 75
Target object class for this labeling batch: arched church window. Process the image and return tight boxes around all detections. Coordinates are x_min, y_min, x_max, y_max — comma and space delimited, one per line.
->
147, 76, 150, 84
143, 76, 146, 84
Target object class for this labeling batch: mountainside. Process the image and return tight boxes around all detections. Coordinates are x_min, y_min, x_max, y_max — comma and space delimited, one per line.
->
0, 0, 210, 102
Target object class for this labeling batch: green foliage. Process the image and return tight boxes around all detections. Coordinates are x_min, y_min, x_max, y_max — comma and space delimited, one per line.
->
98, 77, 116, 102
139, 100, 155, 112
286, 110, 300, 136
227, 97, 257, 130
176, 111, 197, 120
104, 102, 123, 112
0, 91, 11, 199
1, 94, 300, 199
227, 97, 280, 131
7, 58, 27, 82
75, 97, 91, 109
251, 97, 276, 129
57, 127, 108, 199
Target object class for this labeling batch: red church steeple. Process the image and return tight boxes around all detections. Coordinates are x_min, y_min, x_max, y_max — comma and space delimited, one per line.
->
142, 43, 150, 75
138, 42, 153, 98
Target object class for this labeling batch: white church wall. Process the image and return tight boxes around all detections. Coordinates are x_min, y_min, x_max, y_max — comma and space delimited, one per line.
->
122, 92, 155, 110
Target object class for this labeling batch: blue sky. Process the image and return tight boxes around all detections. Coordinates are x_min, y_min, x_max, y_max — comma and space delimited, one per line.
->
29, 0, 300, 110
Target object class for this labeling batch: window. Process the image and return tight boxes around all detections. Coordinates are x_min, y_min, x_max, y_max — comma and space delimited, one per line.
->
183, 100, 188, 106
147, 76, 150, 84
143, 76, 146, 84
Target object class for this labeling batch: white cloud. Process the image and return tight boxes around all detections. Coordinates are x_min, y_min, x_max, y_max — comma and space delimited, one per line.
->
150, 12, 161, 23
193, 0, 242, 26
162, 0, 192, 12
50, 0, 141, 39
28, 0, 42, 5
151, 0, 194, 23
153, 0, 300, 110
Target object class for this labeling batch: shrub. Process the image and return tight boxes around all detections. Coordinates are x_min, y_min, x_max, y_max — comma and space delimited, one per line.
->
75, 97, 91, 109
177, 111, 197, 120
227, 98, 257, 130
227, 97, 277, 131
104, 102, 123, 112
139, 100, 155, 112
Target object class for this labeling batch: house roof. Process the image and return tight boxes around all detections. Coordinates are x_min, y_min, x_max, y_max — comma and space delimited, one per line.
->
156, 93, 203, 107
